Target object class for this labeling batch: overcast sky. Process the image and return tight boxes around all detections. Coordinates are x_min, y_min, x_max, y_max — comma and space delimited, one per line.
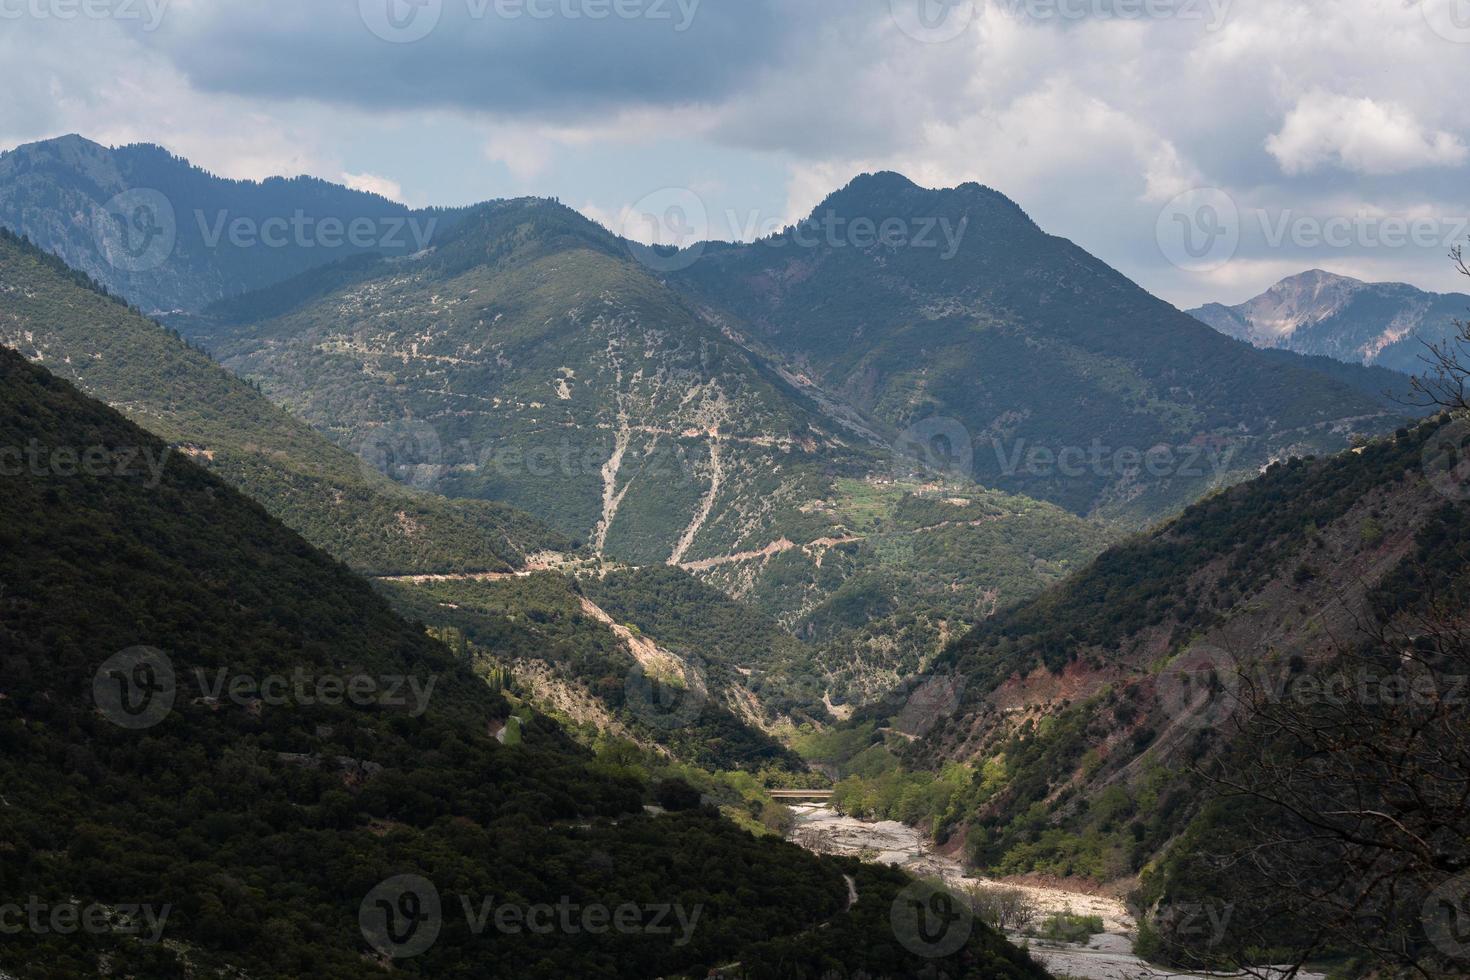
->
3, 0, 1468, 307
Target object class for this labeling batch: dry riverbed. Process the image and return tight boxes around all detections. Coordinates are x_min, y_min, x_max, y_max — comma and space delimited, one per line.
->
785, 805, 1324, 980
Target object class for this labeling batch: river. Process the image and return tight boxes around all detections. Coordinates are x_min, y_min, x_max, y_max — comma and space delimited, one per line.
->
785, 804, 1325, 980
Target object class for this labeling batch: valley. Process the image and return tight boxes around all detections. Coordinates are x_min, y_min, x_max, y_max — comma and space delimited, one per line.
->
0, 109, 1465, 978
785, 806, 1325, 980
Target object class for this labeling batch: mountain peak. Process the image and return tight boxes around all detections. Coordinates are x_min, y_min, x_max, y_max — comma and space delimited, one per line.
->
1191, 267, 1470, 372
1272, 269, 1363, 290
15, 132, 102, 150
840, 170, 922, 194
808, 171, 1032, 235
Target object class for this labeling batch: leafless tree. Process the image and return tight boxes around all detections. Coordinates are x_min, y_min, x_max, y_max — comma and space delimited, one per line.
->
1409, 245, 1470, 414
962, 883, 1040, 935
1182, 608, 1470, 979
1147, 247, 1470, 979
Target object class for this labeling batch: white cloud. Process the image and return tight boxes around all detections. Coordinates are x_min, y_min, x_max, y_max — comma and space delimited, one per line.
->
483, 131, 556, 183
4, 0, 1470, 306
341, 172, 405, 203
1266, 91, 1467, 176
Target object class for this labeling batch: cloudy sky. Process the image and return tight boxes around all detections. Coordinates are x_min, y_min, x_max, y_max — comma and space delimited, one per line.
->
3, 0, 1468, 307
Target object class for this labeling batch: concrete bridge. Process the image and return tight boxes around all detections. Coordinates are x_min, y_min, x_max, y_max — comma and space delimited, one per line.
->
768, 789, 834, 801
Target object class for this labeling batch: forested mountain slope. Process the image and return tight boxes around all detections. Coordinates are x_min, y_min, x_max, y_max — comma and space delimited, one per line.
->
824, 415, 1470, 974
188, 196, 1112, 702
0, 345, 1047, 979
0, 228, 564, 574
670, 173, 1405, 523
0, 134, 460, 313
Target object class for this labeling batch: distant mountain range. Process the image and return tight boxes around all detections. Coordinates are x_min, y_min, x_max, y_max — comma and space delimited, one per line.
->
0, 134, 460, 313
669, 173, 1409, 519
1190, 269, 1470, 376
0, 137, 1424, 708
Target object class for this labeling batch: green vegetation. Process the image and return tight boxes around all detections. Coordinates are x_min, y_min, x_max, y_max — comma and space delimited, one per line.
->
378, 573, 807, 773
0, 227, 566, 574
0, 346, 1045, 979
939, 420, 1452, 687
1030, 913, 1104, 944
0, 134, 463, 313
808, 421, 1464, 937
200, 199, 855, 564
672, 172, 1404, 523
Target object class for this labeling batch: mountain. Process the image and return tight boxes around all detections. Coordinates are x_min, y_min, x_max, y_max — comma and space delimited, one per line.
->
0, 134, 461, 313
1190, 268, 1470, 375
181, 192, 1114, 703
0, 226, 566, 574
1254, 345, 1422, 412
377, 568, 816, 772
819, 414, 1470, 972
0, 343, 1048, 979
668, 173, 1405, 522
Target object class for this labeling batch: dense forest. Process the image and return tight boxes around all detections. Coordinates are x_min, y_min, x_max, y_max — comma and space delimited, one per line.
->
0, 346, 1046, 977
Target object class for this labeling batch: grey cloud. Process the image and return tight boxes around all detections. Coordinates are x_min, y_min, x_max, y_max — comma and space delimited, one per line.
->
135, 0, 790, 116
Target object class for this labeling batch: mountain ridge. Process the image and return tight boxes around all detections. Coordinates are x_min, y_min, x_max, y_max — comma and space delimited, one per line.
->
668, 173, 1407, 521
1190, 268, 1470, 374
0, 226, 566, 574
0, 134, 463, 313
